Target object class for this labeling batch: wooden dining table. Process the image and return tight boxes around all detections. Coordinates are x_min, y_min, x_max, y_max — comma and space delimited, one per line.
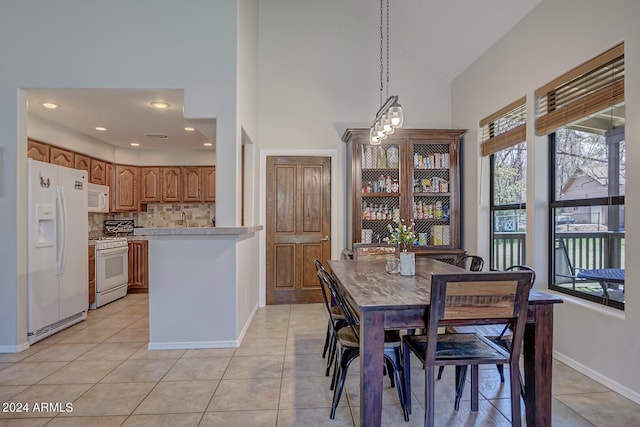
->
328, 257, 563, 427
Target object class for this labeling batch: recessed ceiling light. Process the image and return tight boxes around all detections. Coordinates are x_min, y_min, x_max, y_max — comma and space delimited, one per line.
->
150, 101, 170, 109
42, 102, 58, 109
184, 127, 195, 132
130, 142, 140, 147
95, 126, 107, 131
203, 142, 213, 147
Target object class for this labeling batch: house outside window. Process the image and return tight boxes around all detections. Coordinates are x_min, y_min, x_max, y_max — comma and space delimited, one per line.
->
537, 43, 625, 309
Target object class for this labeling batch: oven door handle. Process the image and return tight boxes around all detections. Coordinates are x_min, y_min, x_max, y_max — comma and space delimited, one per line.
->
96, 246, 128, 257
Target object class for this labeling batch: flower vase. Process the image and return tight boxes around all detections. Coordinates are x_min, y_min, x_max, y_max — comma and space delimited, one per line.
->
399, 251, 415, 276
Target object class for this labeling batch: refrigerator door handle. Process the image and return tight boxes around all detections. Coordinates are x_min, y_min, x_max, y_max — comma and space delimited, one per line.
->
55, 186, 68, 276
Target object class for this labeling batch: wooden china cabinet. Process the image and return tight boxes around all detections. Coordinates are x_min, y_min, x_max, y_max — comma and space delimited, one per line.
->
342, 128, 467, 264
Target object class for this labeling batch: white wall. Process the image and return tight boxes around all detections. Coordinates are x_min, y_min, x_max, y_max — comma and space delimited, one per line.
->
257, 0, 453, 261
452, 0, 640, 401
0, 0, 242, 350
236, 0, 260, 336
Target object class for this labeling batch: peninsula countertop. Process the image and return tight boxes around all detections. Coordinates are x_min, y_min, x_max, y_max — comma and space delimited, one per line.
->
133, 225, 263, 236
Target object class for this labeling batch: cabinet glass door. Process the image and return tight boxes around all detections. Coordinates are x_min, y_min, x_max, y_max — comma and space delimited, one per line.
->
411, 143, 452, 247
359, 143, 401, 244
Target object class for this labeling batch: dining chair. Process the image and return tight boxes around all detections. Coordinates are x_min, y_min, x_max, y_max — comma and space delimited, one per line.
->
436, 254, 485, 381
352, 243, 397, 260
403, 270, 533, 426
316, 268, 409, 421
456, 255, 484, 272
314, 259, 346, 377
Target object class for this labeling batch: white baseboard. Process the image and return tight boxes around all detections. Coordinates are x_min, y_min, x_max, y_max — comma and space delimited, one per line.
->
148, 340, 239, 350
0, 341, 30, 353
236, 304, 259, 346
554, 350, 640, 405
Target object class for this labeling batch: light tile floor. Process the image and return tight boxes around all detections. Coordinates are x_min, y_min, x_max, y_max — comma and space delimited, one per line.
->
1, 294, 639, 426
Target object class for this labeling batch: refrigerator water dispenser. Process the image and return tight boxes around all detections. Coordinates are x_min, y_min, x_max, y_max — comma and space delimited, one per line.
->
36, 204, 55, 247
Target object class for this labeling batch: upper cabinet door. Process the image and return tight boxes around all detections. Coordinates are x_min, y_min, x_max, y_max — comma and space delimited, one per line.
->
182, 167, 202, 202
74, 153, 91, 174
161, 167, 181, 202
50, 147, 74, 168
27, 139, 50, 162
140, 167, 161, 203
114, 165, 139, 211
90, 159, 107, 185
203, 167, 216, 202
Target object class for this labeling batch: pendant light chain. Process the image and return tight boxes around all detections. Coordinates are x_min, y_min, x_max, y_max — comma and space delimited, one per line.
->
379, 0, 384, 106
386, 0, 390, 100
370, 0, 404, 145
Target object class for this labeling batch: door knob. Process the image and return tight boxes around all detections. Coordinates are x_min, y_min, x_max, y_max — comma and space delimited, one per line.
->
321, 235, 330, 241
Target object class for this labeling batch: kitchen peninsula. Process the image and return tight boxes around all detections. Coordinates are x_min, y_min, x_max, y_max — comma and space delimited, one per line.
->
134, 225, 263, 350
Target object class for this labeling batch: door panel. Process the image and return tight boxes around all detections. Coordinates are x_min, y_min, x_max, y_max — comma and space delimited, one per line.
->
267, 156, 331, 304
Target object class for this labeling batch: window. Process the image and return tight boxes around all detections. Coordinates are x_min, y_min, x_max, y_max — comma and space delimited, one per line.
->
537, 44, 625, 309
481, 98, 527, 271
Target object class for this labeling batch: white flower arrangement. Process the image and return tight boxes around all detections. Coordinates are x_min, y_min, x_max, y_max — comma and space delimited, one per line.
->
383, 218, 417, 251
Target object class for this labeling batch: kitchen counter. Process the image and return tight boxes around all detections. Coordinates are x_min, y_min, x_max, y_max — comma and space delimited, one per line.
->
133, 226, 262, 236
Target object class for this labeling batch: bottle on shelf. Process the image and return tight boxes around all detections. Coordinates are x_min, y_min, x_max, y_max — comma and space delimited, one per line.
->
385, 176, 392, 193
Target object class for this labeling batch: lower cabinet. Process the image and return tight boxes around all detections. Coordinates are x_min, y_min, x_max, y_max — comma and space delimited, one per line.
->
88, 245, 95, 307
128, 240, 149, 293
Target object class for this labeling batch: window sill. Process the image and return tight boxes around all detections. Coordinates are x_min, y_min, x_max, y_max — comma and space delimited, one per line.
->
546, 289, 625, 320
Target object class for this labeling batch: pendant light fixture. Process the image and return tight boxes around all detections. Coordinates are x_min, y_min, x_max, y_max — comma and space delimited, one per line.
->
370, 0, 403, 145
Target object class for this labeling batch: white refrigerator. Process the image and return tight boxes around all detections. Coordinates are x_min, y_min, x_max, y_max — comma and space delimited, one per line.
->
27, 159, 88, 344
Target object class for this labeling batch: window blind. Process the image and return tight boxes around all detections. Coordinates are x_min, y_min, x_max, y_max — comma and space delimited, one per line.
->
535, 43, 624, 136
480, 97, 526, 157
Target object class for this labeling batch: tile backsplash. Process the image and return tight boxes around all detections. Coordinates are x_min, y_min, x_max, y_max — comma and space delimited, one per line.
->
89, 203, 215, 233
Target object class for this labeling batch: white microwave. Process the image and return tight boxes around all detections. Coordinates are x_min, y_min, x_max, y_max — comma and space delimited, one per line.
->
88, 183, 110, 213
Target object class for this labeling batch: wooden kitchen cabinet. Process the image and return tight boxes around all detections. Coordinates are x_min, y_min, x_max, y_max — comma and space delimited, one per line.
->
128, 240, 148, 293
74, 153, 91, 174
203, 166, 216, 202
114, 164, 139, 211
90, 159, 107, 185
161, 167, 181, 202
140, 167, 161, 203
50, 146, 74, 168
342, 128, 467, 264
27, 139, 50, 162
106, 162, 115, 212
88, 245, 95, 307
182, 167, 202, 202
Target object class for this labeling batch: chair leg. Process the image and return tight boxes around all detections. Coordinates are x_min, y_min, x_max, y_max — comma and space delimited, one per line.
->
425, 365, 436, 427
437, 365, 445, 380
496, 363, 505, 383
330, 348, 358, 420
510, 363, 522, 427
325, 331, 337, 376
470, 365, 479, 412
322, 321, 330, 359
385, 358, 396, 388
385, 349, 409, 422
454, 365, 468, 410
402, 341, 412, 415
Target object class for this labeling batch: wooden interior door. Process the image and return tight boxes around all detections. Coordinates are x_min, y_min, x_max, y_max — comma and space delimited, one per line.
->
266, 156, 331, 304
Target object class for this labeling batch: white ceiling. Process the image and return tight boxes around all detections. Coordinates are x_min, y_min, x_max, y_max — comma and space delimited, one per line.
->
27, 88, 216, 151
25, 0, 541, 151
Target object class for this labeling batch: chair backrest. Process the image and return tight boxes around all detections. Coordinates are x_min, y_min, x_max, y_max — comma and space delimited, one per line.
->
505, 264, 536, 285
352, 243, 397, 260
424, 271, 533, 362
314, 260, 334, 320
456, 255, 484, 272
317, 268, 360, 339
554, 240, 575, 283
